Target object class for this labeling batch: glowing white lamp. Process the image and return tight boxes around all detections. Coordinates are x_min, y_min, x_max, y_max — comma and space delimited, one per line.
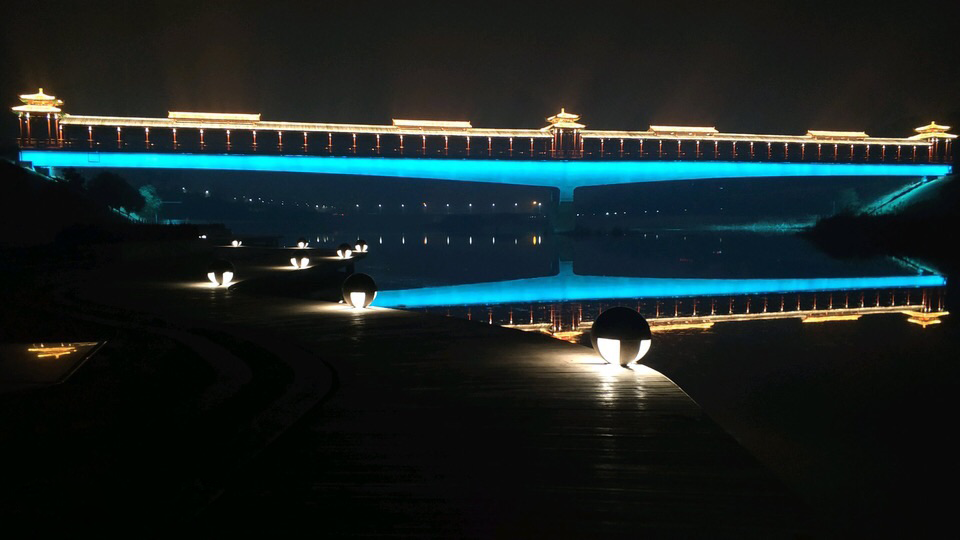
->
341, 273, 377, 308
354, 239, 368, 253
337, 243, 353, 259
231, 239, 242, 247
206, 259, 236, 287
297, 237, 309, 249
590, 307, 652, 366
290, 257, 310, 269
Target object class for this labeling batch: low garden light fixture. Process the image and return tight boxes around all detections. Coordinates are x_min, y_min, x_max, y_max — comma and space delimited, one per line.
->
231, 239, 242, 247
342, 273, 378, 309
207, 259, 235, 287
354, 239, 368, 253
290, 257, 310, 269
297, 237, 309, 249
337, 243, 353, 259
590, 307, 652, 366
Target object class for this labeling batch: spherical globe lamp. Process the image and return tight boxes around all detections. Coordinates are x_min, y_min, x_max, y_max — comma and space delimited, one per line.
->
590, 307, 652, 366
297, 237, 309, 249
342, 273, 378, 308
337, 243, 353, 259
207, 259, 236, 287
354, 239, 368, 253
290, 256, 310, 269
231, 239, 242, 247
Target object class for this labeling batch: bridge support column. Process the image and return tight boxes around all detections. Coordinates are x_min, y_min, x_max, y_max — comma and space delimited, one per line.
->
552, 187, 577, 233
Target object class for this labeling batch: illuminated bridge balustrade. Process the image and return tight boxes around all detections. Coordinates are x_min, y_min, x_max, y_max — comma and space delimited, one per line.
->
11, 90, 955, 164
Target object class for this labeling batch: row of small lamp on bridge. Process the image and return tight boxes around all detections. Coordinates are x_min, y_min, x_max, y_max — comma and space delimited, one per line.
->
208, 238, 653, 367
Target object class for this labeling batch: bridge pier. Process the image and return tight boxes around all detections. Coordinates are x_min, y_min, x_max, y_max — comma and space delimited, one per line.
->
552, 187, 577, 233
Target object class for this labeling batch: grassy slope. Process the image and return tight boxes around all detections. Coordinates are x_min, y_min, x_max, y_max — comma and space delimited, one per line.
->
805, 174, 960, 274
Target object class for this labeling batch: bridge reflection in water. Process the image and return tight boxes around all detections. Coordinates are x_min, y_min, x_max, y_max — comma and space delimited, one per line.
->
377, 264, 948, 342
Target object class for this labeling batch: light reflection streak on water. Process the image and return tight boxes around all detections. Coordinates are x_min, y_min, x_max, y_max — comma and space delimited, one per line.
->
376, 270, 946, 308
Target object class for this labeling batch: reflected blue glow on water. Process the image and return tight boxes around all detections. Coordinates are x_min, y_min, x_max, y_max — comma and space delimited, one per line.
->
377, 264, 946, 307
21, 151, 951, 199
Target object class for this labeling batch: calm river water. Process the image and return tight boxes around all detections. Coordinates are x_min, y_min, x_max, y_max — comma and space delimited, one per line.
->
224, 216, 957, 535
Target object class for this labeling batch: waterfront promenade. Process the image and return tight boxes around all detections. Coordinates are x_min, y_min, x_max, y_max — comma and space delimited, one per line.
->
2, 242, 814, 536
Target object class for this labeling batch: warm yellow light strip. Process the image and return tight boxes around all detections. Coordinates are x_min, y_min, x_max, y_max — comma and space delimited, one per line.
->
551, 331, 585, 342
801, 314, 862, 323
392, 119, 472, 129
60, 114, 550, 138
643, 304, 930, 326
649, 125, 719, 135
53, 113, 948, 145
509, 306, 945, 342
28, 346, 77, 359
581, 130, 931, 146
12, 104, 62, 113
807, 130, 869, 139
649, 321, 715, 331
169, 111, 261, 122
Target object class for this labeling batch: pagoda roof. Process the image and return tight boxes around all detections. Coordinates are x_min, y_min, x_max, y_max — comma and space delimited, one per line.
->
545, 108, 585, 129
915, 122, 951, 133
19, 88, 61, 104
549, 108, 580, 120
13, 88, 63, 113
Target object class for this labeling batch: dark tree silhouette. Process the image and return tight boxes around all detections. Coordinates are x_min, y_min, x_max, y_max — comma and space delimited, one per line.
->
86, 172, 145, 213
62, 168, 86, 191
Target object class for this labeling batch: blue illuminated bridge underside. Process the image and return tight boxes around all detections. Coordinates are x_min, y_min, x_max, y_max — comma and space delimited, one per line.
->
376, 271, 947, 308
20, 151, 952, 200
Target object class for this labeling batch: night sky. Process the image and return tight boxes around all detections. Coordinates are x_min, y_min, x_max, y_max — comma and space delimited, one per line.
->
4, 0, 959, 143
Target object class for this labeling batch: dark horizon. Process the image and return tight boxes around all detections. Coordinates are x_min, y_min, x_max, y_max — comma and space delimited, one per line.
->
3, 1, 959, 142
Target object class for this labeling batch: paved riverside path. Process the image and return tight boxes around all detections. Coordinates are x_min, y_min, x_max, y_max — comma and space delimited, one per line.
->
76, 256, 815, 537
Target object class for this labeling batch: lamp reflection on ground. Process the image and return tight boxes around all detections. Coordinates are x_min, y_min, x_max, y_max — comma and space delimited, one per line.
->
0, 342, 104, 388
27, 344, 78, 359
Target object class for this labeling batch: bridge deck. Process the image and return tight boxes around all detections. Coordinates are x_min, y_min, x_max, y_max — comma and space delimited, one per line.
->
18, 150, 953, 202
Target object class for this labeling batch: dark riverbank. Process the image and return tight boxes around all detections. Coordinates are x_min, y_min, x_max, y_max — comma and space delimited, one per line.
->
0, 231, 816, 535
804, 174, 960, 274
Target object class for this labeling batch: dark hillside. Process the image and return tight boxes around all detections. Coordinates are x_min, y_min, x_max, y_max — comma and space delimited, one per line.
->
0, 161, 130, 247
805, 174, 960, 273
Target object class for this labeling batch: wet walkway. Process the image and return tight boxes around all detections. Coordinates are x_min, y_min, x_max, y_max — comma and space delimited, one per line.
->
68, 248, 815, 537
